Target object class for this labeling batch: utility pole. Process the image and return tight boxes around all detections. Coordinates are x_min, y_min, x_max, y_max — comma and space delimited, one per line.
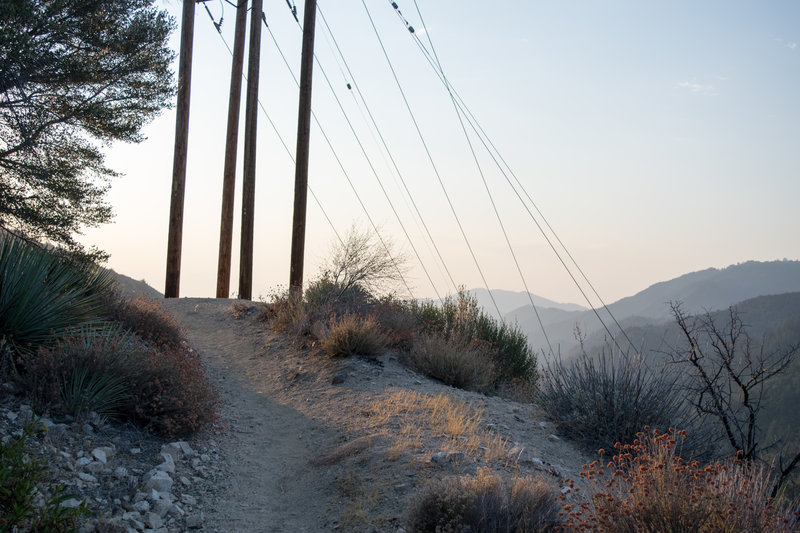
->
165, 0, 197, 298
216, 0, 248, 298
289, 0, 318, 298
238, 0, 263, 300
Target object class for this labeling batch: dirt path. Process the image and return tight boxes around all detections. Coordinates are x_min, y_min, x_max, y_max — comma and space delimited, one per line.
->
161, 297, 592, 532
163, 298, 341, 532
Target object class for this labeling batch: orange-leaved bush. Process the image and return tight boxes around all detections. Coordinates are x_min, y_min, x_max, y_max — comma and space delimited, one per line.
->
562, 427, 799, 532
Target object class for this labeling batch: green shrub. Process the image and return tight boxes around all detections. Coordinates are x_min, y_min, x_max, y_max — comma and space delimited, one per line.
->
407, 468, 562, 532
0, 419, 88, 531
100, 289, 185, 346
322, 315, 387, 357
563, 428, 800, 532
411, 290, 537, 384
406, 334, 498, 393
0, 234, 113, 354
535, 346, 694, 455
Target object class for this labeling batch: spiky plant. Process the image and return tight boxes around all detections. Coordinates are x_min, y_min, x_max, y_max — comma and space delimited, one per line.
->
0, 234, 113, 353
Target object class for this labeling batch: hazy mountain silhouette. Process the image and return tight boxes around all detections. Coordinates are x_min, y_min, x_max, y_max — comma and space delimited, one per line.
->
506, 260, 800, 355
467, 288, 586, 317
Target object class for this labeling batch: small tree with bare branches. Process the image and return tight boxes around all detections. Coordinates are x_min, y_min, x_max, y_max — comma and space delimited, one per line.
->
669, 302, 800, 496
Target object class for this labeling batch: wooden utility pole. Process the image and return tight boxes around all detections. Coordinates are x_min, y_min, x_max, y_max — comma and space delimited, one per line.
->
165, 0, 197, 298
215, 0, 248, 298
289, 0, 318, 298
238, 0, 263, 300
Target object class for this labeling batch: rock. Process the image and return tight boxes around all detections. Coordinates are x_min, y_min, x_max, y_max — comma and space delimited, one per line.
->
177, 441, 194, 457
310, 320, 330, 340
180, 494, 197, 506
538, 421, 547, 429
430, 451, 465, 465
77, 472, 98, 483
160, 442, 183, 462
76, 457, 92, 468
144, 471, 173, 493
157, 452, 176, 473
145, 512, 163, 529
152, 498, 172, 517
133, 500, 151, 513
60, 498, 83, 508
115, 466, 130, 479
331, 371, 348, 385
186, 512, 204, 529
91, 448, 108, 464
548, 434, 560, 442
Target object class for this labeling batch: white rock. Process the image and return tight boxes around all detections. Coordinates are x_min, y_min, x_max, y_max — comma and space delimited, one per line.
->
145, 512, 163, 529
186, 512, 204, 529
91, 448, 107, 464
133, 500, 151, 513
548, 434, 560, 442
160, 442, 183, 462
60, 498, 83, 508
115, 466, 130, 479
77, 472, 97, 483
76, 457, 92, 468
177, 441, 194, 456
157, 452, 176, 473
180, 494, 197, 506
152, 498, 172, 517
143, 471, 173, 493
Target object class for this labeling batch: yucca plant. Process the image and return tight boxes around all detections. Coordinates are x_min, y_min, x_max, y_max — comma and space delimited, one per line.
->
0, 234, 114, 354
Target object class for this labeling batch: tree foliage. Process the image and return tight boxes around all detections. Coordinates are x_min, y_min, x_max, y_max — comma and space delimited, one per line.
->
0, 0, 175, 257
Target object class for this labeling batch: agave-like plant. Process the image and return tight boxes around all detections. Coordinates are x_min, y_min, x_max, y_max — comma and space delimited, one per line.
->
0, 234, 114, 353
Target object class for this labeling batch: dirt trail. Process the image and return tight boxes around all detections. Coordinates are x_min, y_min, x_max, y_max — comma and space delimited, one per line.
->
161, 297, 592, 532
163, 298, 341, 532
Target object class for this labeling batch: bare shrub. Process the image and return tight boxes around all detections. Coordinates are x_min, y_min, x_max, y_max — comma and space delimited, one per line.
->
407, 334, 498, 393
101, 289, 185, 346
536, 345, 695, 456
563, 427, 800, 532
407, 468, 562, 532
322, 315, 387, 357
315, 223, 410, 300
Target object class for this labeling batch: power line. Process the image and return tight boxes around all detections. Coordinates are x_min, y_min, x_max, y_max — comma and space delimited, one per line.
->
203, 4, 344, 248
261, 15, 416, 300
408, 0, 555, 356
361, 0, 503, 320
397, 0, 637, 353
315, 5, 459, 297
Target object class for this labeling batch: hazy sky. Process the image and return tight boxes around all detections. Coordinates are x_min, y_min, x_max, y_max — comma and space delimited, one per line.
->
81, 0, 800, 305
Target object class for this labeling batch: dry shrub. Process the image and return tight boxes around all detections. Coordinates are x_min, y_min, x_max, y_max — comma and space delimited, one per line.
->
263, 290, 312, 337
407, 468, 562, 532
101, 289, 185, 346
129, 341, 217, 437
322, 315, 387, 357
563, 427, 800, 532
19, 332, 216, 437
407, 334, 498, 393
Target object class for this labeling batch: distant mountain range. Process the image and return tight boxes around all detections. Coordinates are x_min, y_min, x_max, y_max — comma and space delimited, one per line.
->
475, 260, 800, 356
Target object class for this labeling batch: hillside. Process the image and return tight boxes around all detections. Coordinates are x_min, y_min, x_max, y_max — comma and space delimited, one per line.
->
508, 260, 800, 355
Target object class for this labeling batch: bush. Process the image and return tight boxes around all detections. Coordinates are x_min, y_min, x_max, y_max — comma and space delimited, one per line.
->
536, 346, 693, 455
406, 334, 498, 393
100, 289, 185, 346
411, 290, 537, 384
322, 315, 387, 357
18, 330, 217, 437
0, 234, 113, 354
19, 327, 134, 421
407, 468, 562, 532
563, 427, 800, 532
0, 419, 88, 531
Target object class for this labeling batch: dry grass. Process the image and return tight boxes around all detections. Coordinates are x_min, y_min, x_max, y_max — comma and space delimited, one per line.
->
563, 427, 800, 532
322, 315, 387, 357
310, 434, 384, 467
406, 334, 498, 393
367, 390, 509, 463
406, 468, 562, 532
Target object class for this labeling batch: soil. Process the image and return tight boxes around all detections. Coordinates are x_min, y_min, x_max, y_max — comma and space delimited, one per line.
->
160, 297, 593, 532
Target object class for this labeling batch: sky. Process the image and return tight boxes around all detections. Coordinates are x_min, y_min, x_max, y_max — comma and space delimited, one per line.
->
81, 0, 800, 306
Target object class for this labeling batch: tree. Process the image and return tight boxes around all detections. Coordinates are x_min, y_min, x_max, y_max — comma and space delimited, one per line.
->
669, 302, 800, 496
313, 224, 411, 301
0, 0, 175, 258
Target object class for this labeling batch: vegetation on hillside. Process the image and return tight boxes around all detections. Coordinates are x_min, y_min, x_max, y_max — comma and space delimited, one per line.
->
1, 234, 217, 437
